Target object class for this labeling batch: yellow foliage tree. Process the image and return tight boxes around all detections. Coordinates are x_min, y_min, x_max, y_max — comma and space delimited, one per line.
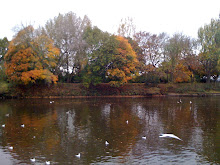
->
174, 63, 192, 83
4, 26, 60, 85
107, 36, 139, 87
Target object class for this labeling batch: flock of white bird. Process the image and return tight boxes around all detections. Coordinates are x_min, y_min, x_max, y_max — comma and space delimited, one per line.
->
1, 99, 191, 164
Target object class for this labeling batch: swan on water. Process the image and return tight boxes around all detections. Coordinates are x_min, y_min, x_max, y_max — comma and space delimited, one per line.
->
159, 134, 182, 141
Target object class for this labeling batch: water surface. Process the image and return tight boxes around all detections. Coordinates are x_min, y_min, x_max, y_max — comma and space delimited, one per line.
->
0, 97, 220, 164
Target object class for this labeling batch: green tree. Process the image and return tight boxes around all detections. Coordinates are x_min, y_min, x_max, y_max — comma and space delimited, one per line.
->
198, 18, 220, 83
82, 26, 118, 87
0, 37, 9, 81
4, 26, 59, 85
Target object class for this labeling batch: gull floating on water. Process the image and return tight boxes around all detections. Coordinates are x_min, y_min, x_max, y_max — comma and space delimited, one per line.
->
142, 136, 146, 140
2, 124, 5, 128
30, 158, 35, 162
46, 161, 50, 164
9, 146, 13, 150
159, 134, 182, 141
75, 153, 81, 158
21, 124, 25, 128
105, 141, 109, 145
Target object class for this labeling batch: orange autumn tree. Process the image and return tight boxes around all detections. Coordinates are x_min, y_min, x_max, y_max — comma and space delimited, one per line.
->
4, 26, 60, 85
107, 36, 139, 87
174, 63, 192, 83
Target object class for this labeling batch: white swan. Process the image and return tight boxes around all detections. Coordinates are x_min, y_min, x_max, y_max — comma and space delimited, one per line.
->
21, 124, 25, 128
2, 124, 5, 128
75, 153, 81, 158
159, 134, 182, 141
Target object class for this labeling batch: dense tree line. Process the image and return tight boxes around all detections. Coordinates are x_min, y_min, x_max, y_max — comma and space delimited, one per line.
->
0, 12, 220, 87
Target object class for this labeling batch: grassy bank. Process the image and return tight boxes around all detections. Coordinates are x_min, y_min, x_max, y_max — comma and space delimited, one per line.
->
1, 82, 220, 98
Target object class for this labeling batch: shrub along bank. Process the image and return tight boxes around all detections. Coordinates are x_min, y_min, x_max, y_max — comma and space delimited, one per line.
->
1, 83, 220, 99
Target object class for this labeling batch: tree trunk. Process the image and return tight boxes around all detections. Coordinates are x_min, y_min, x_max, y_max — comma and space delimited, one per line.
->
206, 72, 211, 83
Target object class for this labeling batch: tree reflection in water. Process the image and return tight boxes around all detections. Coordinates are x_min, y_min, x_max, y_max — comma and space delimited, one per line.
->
0, 97, 219, 164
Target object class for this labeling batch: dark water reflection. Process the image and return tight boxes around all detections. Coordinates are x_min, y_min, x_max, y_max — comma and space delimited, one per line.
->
0, 97, 220, 164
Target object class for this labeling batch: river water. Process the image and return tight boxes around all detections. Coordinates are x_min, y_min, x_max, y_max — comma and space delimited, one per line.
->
0, 97, 220, 165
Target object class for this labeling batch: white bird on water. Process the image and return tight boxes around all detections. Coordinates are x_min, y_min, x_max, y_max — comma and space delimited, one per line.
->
2, 124, 5, 128
142, 136, 147, 140
46, 161, 50, 164
30, 158, 35, 162
9, 146, 13, 150
21, 124, 25, 128
126, 120, 128, 124
105, 141, 109, 145
190, 101, 192, 104
159, 134, 182, 141
75, 153, 81, 158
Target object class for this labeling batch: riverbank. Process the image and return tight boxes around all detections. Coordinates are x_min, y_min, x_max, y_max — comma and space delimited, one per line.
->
1, 82, 220, 99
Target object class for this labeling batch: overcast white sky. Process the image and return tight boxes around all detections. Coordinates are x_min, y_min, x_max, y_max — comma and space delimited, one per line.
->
0, 0, 219, 40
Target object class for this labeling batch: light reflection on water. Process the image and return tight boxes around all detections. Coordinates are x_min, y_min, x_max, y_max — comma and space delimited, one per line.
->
0, 97, 220, 164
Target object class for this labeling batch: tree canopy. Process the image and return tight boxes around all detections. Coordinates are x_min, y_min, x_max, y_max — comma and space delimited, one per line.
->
107, 36, 139, 87
0, 37, 9, 81
82, 26, 118, 87
4, 26, 60, 85
2, 12, 220, 86
198, 18, 220, 83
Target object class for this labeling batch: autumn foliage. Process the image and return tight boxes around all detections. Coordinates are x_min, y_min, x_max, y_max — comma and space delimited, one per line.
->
4, 26, 59, 85
1, 13, 220, 87
107, 36, 139, 86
